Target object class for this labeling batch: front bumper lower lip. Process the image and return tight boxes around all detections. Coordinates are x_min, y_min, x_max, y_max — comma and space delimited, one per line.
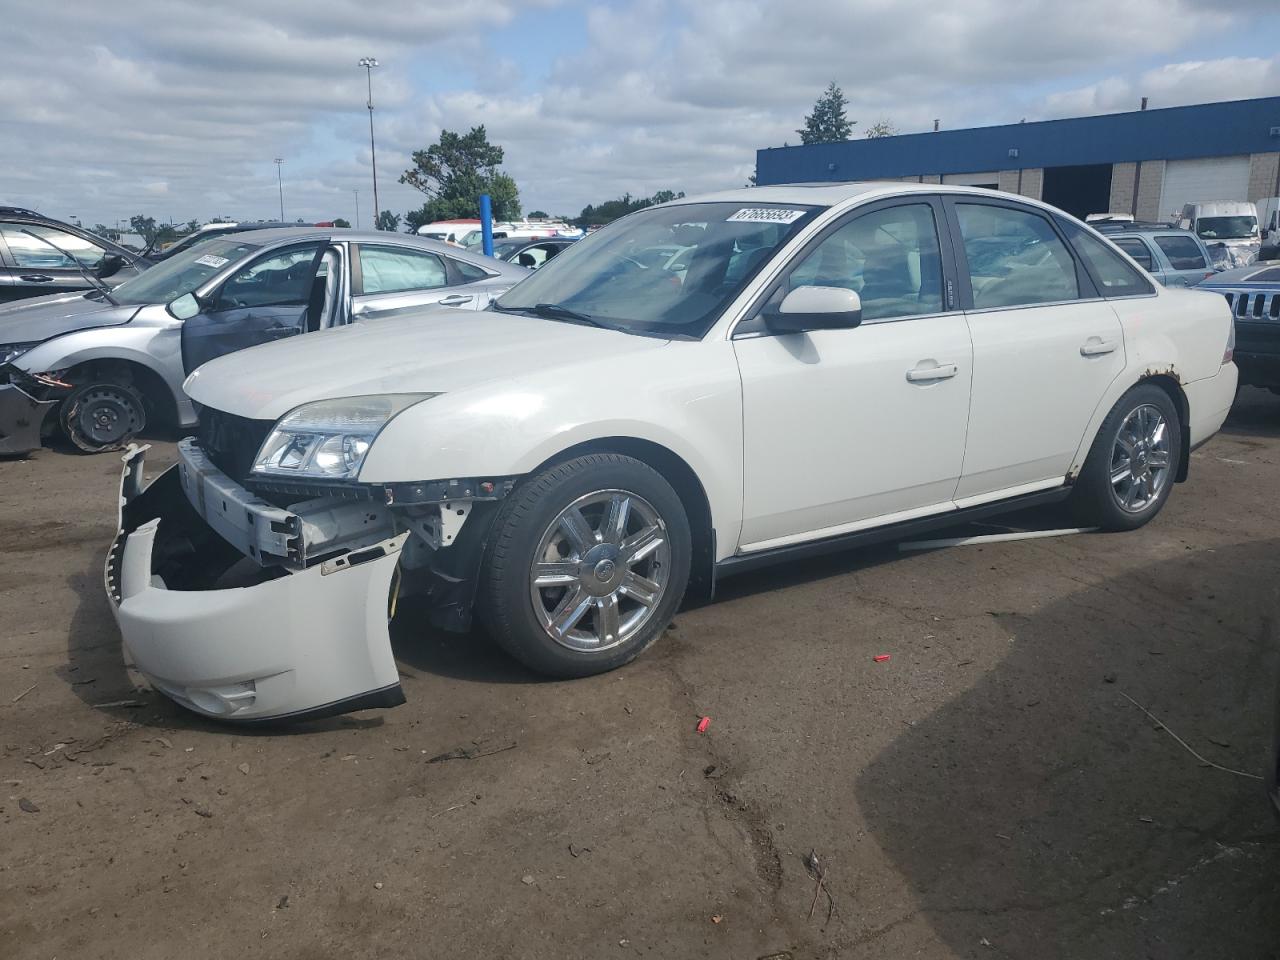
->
0, 382, 57, 455
106, 445, 408, 724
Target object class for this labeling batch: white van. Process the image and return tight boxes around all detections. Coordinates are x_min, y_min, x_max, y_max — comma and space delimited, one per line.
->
1179, 200, 1261, 268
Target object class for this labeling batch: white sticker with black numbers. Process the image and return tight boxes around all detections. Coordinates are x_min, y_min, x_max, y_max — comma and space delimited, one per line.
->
726, 208, 806, 224
194, 254, 230, 268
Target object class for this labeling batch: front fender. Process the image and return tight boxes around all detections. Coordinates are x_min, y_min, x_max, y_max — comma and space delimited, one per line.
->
358, 339, 745, 561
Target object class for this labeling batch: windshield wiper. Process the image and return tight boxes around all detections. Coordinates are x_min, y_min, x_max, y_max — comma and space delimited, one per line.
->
493, 301, 611, 329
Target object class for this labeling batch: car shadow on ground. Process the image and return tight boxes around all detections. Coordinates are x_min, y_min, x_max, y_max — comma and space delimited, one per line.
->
855, 538, 1280, 958
1221, 385, 1280, 441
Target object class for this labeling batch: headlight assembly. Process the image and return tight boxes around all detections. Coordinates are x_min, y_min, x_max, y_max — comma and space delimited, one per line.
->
251, 393, 437, 481
0, 343, 35, 366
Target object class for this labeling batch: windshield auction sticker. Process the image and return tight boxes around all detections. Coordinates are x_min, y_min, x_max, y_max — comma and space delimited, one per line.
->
194, 254, 231, 268
726, 208, 806, 224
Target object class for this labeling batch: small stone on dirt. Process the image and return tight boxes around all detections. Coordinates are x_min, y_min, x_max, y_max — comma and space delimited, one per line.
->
194, 806, 213, 818
373, 882, 383, 890
276, 895, 289, 909
18, 797, 39, 813
237, 763, 250, 775
521, 875, 535, 885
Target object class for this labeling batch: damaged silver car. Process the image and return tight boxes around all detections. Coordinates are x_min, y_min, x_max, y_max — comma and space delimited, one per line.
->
0, 228, 526, 454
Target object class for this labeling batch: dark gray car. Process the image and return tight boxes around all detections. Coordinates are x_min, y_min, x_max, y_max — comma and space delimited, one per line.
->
0, 228, 528, 454
0, 207, 149, 303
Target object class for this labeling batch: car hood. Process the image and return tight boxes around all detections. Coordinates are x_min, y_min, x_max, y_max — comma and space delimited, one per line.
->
186, 307, 668, 421
0, 291, 139, 343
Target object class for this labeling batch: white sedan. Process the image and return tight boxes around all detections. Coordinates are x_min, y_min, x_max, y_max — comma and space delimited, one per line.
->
107, 182, 1237, 722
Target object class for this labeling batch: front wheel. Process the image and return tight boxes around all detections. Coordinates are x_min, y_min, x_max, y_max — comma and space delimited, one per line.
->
1071, 383, 1181, 531
60, 381, 147, 453
478, 453, 691, 677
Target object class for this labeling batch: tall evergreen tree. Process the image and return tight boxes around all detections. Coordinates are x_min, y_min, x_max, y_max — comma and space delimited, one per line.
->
797, 82, 855, 144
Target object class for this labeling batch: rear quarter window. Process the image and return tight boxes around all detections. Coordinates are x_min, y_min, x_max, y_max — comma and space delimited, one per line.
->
1060, 221, 1153, 297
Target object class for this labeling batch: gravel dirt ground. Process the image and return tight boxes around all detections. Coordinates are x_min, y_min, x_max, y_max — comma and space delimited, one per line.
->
2, 391, 1279, 959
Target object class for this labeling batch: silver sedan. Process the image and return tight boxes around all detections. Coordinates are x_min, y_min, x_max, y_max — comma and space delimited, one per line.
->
0, 228, 530, 453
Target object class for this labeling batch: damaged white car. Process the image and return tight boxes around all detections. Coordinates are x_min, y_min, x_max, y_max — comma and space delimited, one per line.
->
107, 183, 1238, 723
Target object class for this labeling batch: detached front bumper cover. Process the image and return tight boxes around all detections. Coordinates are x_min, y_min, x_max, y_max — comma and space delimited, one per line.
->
106, 445, 407, 723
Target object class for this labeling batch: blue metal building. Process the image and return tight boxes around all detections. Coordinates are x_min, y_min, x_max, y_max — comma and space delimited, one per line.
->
756, 97, 1280, 220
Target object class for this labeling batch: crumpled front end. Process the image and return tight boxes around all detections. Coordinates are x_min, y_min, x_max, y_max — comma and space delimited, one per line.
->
106, 445, 408, 723
0, 361, 69, 455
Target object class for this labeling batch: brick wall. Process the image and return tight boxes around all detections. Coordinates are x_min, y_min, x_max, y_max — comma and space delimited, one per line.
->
1109, 162, 1137, 214
1134, 160, 1166, 221
1248, 152, 1280, 202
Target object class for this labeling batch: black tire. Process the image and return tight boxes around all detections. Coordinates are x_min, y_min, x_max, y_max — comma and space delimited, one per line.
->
477, 453, 691, 677
1071, 383, 1181, 532
60, 380, 147, 453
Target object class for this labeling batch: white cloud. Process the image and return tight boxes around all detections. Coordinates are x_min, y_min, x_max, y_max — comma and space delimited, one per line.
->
1, 0, 1277, 227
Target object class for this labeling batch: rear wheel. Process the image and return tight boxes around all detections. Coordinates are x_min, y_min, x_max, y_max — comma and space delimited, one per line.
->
1071, 383, 1180, 531
60, 381, 147, 453
478, 453, 691, 677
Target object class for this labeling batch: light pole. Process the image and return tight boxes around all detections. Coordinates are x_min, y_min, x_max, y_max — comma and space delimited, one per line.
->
273, 158, 285, 221
358, 57, 380, 229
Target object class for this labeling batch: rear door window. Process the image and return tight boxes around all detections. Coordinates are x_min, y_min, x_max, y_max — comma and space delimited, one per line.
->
1113, 237, 1153, 271
1153, 235, 1208, 271
359, 245, 448, 294
955, 204, 1079, 308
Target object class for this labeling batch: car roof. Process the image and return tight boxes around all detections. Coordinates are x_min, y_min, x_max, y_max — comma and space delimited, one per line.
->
1105, 227, 1202, 240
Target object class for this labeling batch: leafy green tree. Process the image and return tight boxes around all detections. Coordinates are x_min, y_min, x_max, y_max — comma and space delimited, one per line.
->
575, 190, 685, 227
129, 215, 158, 243
185, 219, 200, 233
797, 82, 854, 144
333, 217, 351, 228
863, 119, 899, 139
399, 125, 521, 222
528, 210, 548, 219
376, 210, 401, 232
91, 223, 111, 238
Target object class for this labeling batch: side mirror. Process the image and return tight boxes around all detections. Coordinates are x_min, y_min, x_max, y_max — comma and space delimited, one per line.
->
167, 292, 201, 320
766, 286, 862, 334
95, 253, 126, 280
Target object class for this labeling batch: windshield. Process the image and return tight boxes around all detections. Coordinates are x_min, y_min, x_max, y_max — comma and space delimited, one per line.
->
1196, 216, 1258, 240
493, 201, 821, 337
111, 238, 260, 305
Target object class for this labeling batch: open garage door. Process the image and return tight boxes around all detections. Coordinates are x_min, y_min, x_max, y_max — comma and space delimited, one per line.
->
1041, 164, 1113, 219
1159, 157, 1251, 221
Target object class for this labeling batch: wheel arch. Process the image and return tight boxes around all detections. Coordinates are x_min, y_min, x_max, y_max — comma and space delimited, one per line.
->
62, 357, 180, 428
1137, 373, 1191, 482
1069, 368, 1193, 485
529, 436, 717, 605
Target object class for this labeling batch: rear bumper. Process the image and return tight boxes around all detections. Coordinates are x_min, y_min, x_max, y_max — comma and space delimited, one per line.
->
0, 382, 57, 455
1184, 363, 1238, 450
106, 446, 407, 723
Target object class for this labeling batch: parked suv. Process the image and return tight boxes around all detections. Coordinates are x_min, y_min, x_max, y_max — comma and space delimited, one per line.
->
107, 183, 1236, 723
1198, 263, 1280, 390
0, 207, 149, 303
1093, 222, 1216, 287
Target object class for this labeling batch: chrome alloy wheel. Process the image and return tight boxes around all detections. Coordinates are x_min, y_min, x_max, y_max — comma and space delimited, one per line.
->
1109, 403, 1172, 513
528, 489, 671, 653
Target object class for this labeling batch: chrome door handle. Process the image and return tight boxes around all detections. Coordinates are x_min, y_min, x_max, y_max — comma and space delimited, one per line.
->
906, 362, 958, 383
1080, 337, 1118, 357
438, 294, 473, 306
19, 274, 53, 282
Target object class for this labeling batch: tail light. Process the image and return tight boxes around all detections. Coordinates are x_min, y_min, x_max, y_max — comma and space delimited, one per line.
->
1224, 318, 1235, 364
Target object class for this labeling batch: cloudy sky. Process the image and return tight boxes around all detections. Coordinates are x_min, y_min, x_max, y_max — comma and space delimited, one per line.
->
3, 0, 1279, 230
